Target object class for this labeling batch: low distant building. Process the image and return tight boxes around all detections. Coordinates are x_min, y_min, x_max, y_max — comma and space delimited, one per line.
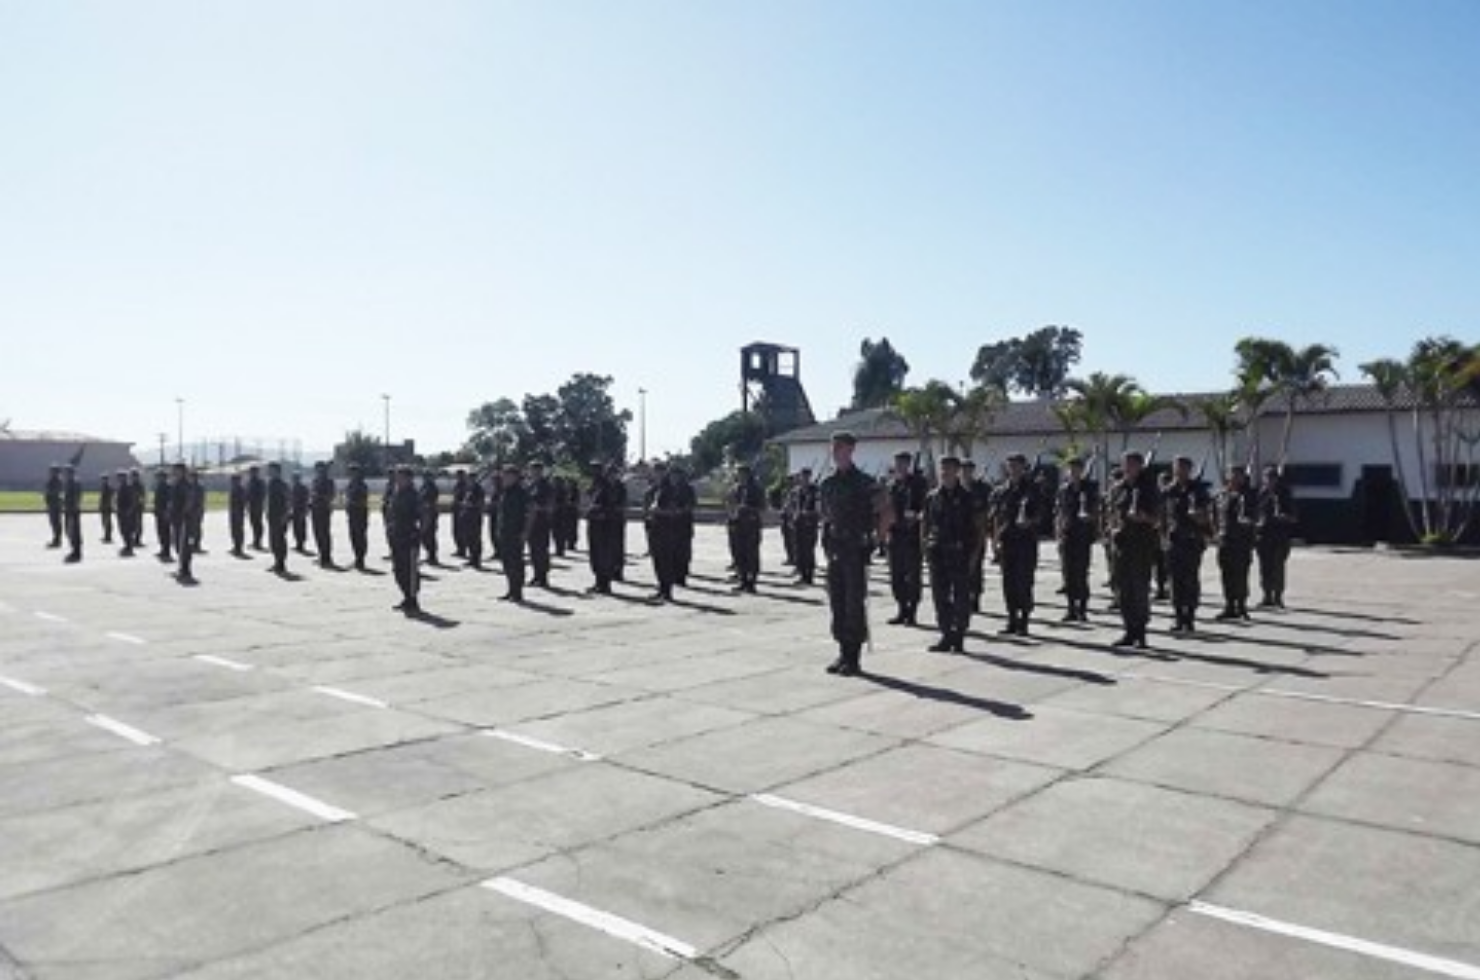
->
774, 384, 1472, 546
0, 429, 140, 490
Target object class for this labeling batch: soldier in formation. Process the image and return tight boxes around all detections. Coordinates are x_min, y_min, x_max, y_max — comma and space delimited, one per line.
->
228, 472, 248, 557
387, 465, 422, 615
728, 463, 765, 594
643, 461, 687, 602
992, 453, 1043, 636
527, 462, 554, 589
289, 471, 311, 554
790, 468, 820, 586
820, 432, 881, 676
99, 473, 115, 545
885, 451, 928, 625
1214, 465, 1257, 620
924, 456, 975, 653
43, 465, 64, 549
266, 462, 291, 575
585, 461, 626, 595
247, 465, 266, 551
310, 461, 336, 568
344, 463, 371, 571
1054, 455, 1098, 622
497, 463, 532, 602
1108, 451, 1161, 649
1256, 465, 1297, 608
1163, 456, 1212, 633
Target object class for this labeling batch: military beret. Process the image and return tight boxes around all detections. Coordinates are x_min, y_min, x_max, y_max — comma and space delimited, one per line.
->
831, 431, 857, 446
503, 463, 522, 474
940, 456, 962, 467
1122, 451, 1145, 464
1174, 455, 1194, 467
961, 459, 977, 469
894, 451, 913, 461
799, 467, 812, 475
1006, 453, 1028, 464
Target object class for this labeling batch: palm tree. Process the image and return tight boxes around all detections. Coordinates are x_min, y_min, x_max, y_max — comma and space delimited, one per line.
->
1116, 391, 1187, 456
946, 385, 1005, 459
1064, 372, 1141, 469
1196, 391, 1245, 479
1360, 357, 1422, 540
1275, 343, 1341, 468
891, 381, 958, 474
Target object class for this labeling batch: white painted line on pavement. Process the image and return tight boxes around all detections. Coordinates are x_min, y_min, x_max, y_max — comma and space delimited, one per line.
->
1119, 672, 1480, 722
750, 793, 940, 846
105, 631, 147, 645
230, 774, 357, 823
482, 877, 697, 961
480, 728, 602, 762
33, 611, 66, 623
0, 676, 46, 696
1190, 901, 1480, 980
194, 654, 255, 672
312, 686, 389, 709
84, 714, 162, 746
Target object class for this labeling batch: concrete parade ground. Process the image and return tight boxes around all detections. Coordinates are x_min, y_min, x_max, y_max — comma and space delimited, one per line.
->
1, 512, 1477, 980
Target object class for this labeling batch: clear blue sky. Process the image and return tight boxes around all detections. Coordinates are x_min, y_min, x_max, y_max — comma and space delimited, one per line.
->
2, 0, 1476, 459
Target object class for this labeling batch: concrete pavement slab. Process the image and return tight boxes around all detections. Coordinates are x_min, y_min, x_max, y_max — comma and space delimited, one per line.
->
1101, 727, 1346, 807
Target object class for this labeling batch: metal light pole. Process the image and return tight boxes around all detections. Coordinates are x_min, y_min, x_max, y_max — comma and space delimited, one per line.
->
175, 398, 185, 463
157, 433, 167, 466
381, 393, 391, 447
637, 388, 647, 462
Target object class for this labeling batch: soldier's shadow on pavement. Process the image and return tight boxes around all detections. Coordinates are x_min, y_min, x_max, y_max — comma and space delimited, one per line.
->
956, 648, 1117, 686
356, 567, 389, 577
511, 598, 575, 618
407, 609, 460, 629
861, 672, 1032, 720
534, 583, 585, 600
271, 570, 306, 583
1280, 604, 1420, 626
664, 595, 737, 616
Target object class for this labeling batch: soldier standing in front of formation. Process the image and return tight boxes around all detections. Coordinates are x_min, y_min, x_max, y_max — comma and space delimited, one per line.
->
450, 469, 470, 559
418, 470, 441, 566
344, 463, 371, 571
1055, 456, 1098, 622
126, 469, 147, 551
61, 465, 83, 563
246, 464, 266, 551
169, 464, 198, 584
1215, 465, 1257, 621
227, 473, 248, 557
43, 465, 64, 549
994, 454, 1043, 636
152, 469, 173, 562
310, 461, 336, 568
289, 472, 311, 554
885, 452, 927, 626
644, 461, 684, 602
388, 466, 422, 614
821, 432, 881, 677
266, 462, 291, 575
526, 462, 554, 589
729, 463, 766, 594
925, 456, 975, 653
1256, 465, 1297, 608
1109, 451, 1161, 649
462, 472, 485, 569
792, 468, 820, 586
1163, 456, 1212, 634
497, 463, 532, 603
115, 469, 137, 558
99, 473, 115, 545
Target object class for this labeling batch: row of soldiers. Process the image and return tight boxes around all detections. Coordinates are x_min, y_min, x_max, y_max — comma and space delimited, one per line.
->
801, 433, 1299, 676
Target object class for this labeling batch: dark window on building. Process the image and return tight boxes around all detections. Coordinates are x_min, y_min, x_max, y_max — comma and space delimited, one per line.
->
1282, 463, 1343, 488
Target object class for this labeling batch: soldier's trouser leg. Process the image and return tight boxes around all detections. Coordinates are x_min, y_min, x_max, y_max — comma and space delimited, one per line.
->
678, 527, 693, 581
587, 523, 607, 586
464, 517, 482, 565
349, 511, 368, 565
250, 511, 264, 548
739, 524, 761, 586
421, 518, 439, 564
452, 514, 466, 555
65, 513, 82, 557
727, 522, 739, 569
230, 512, 245, 552
47, 507, 62, 545
827, 545, 870, 662
489, 514, 500, 559
1169, 544, 1203, 621
529, 520, 551, 583
782, 522, 795, 564
392, 543, 417, 603
1116, 549, 1153, 639
1219, 545, 1251, 607
133, 509, 146, 546
888, 539, 920, 613
500, 541, 526, 598
795, 524, 818, 582
270, 523, 289, 570
313, 510, 333, 563
290, 514, 305, 550
156, 514, 172, 557
1062, 538, 1091, 610
102, 511, 113, 543
173, 519, 192, 578
1154, 548, 1168, 594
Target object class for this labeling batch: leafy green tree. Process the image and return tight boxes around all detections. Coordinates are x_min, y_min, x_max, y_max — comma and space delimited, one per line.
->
465, 397, 528, 463
688, 411, 768, 475
336, 429, 385, 477
971, 326, 1083, 398
1233, 336, 1340, 469
554, 373, 631, 466
1063, 372, 1141, 468
520, 393, 563, 462
851, 337, 911, 409
891, 381, 958, 471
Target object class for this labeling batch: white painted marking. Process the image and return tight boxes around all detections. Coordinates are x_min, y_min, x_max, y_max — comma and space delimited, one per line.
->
105, 631, 146, 645
194, 654, 254, 672
481, 728, 602, 762
84, 714, 161, 746
482, 877, 697, 961
33, 611, 66, 623
1190, 901, 1480, 980
0, 676, 46, 696
312, 686, 389, 709
750, 793, 940, 846
1119, 672, 1480, 722
230, 774, 357, 823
